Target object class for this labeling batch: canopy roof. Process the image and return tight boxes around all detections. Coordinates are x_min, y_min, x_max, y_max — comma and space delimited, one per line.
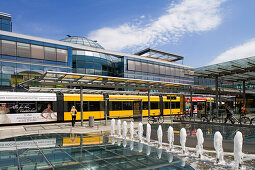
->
134, 48, 184, 62
192, 56, 255, 84
20, 71, 255, 95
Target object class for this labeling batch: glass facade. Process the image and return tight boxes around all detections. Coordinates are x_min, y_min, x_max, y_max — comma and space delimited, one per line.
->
61, 36, 104, 49
0, 33, 194, 89
72, 50, 115, 76
0, 13, 12, 32
0, 36, 71, 88
122, 58, 193, 84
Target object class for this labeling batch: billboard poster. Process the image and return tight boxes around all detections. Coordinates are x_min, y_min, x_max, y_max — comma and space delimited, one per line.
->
0, 102, 57, 124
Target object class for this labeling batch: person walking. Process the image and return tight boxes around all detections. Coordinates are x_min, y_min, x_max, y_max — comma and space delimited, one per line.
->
224, 104, 234, 124
70, 106, 77, 127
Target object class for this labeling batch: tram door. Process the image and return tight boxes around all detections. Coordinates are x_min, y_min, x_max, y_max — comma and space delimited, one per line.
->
133, 101, 142, 121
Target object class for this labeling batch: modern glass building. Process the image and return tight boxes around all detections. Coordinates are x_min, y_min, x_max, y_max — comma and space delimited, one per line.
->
61, 36, 115, 76
0, 12, 12, 32
0, 12, 194, 90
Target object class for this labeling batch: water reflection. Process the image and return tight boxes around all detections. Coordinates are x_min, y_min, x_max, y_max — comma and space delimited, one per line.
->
0, 133, 194, 170
181, 157, 186, 167
138, 142, 143, 153
110, 136, 115, 144
146, 145, 151, 156
130, 141, 134, 151
117, 138, 121, 146
157, 148, 162, 159
167, 152, 173, 163
123, 139, 127, 148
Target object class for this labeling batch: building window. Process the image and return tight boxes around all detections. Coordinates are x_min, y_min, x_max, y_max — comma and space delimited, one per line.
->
57, 49, 67, 62
31, 45, 44, 60
135, 61, 142, 72
160, 65, 166, 75
1, 40, 16, 56
154, 65, 160, 74
142, 62, 148, 72
17, 42, 30, 58
148, 63, 154, 73
44, 47, 56, 61
170, 68, 176, 76
127, 60, 135, 71
166, 67, 171, 75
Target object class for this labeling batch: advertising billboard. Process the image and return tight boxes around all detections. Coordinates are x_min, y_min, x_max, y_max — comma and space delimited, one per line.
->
0, 92, 57, 124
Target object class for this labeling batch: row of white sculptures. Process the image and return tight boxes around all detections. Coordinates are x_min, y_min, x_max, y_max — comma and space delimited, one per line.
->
110, 119, 243, 169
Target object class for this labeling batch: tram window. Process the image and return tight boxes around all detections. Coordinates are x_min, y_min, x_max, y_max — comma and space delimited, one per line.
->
65, 101, 88, 112
123, 101, 132, 110
176, 102, 180, 109
143, 102, 148, 110
111, 101, 122, 111
164, 102, 170, 109
151, 102, 159, 109
83, 102, 89, 111
171, 102, 176, 109
89, 101, 104, 111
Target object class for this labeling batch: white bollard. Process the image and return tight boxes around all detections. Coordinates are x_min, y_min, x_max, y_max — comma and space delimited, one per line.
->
146, 123, 151, 144
138, 122, 143, 143
196, 128, 204, 158
214, 131, 224, 163
180, 128, 187, 154
130, 121, 134, 141
168, 126, 174, 151
157, 125, 163, 148
234, 131, 243, 169
111, 119, 115, 136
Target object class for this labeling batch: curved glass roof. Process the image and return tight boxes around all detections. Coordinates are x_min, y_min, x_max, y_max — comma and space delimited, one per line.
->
60, 36, 104, 49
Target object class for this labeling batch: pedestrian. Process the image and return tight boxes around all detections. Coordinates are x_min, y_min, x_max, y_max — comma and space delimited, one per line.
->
241, 104, 247, 116
224, 104, 234, 124
70, 106, 77, 127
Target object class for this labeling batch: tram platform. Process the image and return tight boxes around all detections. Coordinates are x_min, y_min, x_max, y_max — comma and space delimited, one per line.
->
0, 118, 174, 140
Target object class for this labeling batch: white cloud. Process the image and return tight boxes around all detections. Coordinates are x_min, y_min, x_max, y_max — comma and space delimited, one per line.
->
88, 0, 227, 51
210, 39, 255, 64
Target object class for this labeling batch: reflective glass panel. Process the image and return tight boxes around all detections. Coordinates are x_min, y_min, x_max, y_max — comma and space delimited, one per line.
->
135, 61, 142, 72
127, 60, 135, 71
17, 42, 30, 58
160, 65, 166, 75
142, 62, 148, 72
148, 63, 154, 73
154, 65, 159, 74
1, 40, 16, 56
56, 49, 67, 62
31, 45, 44, 60
45, 47, 56, 61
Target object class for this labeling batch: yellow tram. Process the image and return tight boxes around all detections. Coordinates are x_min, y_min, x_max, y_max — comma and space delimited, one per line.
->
63, 94, 183, 121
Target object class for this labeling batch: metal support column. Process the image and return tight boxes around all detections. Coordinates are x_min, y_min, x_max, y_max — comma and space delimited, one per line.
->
170, 94, 172, 116
80, 86, 83, 126
215, 77, 219, 119
190, 91, 193, 119
243, 81, 246, 105
241, 81, 246, 125
140, 99, 143, 123
209, 97, 212, 115
103, 94, 109, 126
148, 90, 151, 117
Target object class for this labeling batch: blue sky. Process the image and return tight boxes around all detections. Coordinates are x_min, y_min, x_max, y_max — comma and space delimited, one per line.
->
1, 0, 255, 68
